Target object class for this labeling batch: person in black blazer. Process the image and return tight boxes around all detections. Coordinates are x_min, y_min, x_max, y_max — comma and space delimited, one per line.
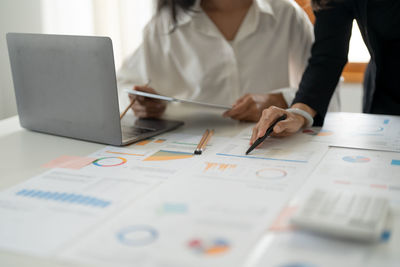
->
250, 0, 400, 143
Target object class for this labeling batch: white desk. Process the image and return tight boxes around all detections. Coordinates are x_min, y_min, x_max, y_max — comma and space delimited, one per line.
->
0, 108, 399, 267
0, 105, 252, 267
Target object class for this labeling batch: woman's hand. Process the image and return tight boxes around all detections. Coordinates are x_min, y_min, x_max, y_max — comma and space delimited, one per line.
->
223, 93, 288, 122
130, 86, 167, 118
250, 106, 307, 144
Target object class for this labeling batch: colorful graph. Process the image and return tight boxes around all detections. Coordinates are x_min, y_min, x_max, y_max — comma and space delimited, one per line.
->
302, 129, 333, 136
203, 162, 237, 172
135, 139, 153, 146
256, 168, 287, 179
342, 156, 370, 163
135, 138, 166, 146
92, 157, 127, 167
16, 189, 111, 208
317, 130, 334, 136
392, 160, 400, 166
116, 225, 158, 246
105, 151, 144, 157
157, 203, 188, 215
216, 153, 307, 164
144, 150, 193, 161
187, 238, 230, 255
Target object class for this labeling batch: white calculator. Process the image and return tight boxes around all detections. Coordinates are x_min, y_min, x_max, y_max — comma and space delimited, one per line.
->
291, 189, 390, 242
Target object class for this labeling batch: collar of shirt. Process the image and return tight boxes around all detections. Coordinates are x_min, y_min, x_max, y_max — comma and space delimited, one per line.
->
169, 0, 276, 43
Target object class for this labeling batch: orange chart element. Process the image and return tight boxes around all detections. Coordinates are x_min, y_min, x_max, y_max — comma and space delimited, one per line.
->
135, 139, 153, 146
317, 130, 334, 136
105, 151, 145, 156
302, 129, 334, 136
144, 150, 193, 161
204, 162, 237, 172
187, 238, 230, 255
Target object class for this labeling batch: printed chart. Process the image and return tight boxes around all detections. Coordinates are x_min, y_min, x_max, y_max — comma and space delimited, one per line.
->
312, 112, 400, 152
187, 238, 230, 255
144, 150, 194, 161
92, 157, 127, 167
116, 225, 159, 246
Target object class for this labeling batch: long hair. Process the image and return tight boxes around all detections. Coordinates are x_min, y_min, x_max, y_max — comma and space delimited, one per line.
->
157, 0, 197, 30
311, 0, 331, 10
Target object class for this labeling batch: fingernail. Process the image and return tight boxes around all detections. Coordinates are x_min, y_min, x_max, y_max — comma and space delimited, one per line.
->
275, 126, 281, 133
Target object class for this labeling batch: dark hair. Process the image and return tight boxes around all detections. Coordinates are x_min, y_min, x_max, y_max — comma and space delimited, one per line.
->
311, 0, 331, 10
157, 0, 197, 29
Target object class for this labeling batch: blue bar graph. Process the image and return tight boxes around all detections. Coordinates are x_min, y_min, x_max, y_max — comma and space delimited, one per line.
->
15, 189, 111, 208
391, 160, 400, 166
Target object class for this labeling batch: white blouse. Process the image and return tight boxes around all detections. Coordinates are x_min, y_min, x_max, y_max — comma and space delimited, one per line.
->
117, 0, 340, 110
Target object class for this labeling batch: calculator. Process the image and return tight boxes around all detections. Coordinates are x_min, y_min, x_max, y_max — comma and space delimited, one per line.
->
291, 189, 390, 242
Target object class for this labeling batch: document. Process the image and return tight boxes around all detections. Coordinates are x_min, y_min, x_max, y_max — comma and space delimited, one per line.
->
0, 169, 163, 256
250, 147, 400, 267
309, 112, 400, 152
59, 136, 330, 267
3, 128, 397, 267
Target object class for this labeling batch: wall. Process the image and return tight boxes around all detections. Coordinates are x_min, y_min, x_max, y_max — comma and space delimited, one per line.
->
0, 0, 43, 120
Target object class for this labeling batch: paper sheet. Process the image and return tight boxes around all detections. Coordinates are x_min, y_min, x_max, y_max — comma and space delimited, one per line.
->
59, 136, 330, 267
1, 129, 400, 267
0, 169, 163, 256
251, 147, 400, 267
310, 112, 400, 152
42, 155, 96, 169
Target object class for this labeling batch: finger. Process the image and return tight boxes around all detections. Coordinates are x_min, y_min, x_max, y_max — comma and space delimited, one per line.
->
256, 107, 286, 138
232, 94, 250, 107
225, 98, 252, 118
133, 86, 161, 104
133, 104, 163, 114
232, 108, 255, 121
142, 101, 165, 109
250, 125, 260, 144
134, 85, 157, 94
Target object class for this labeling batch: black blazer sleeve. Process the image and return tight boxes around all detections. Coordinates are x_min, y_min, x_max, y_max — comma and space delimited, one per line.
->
292, 3, 354, 125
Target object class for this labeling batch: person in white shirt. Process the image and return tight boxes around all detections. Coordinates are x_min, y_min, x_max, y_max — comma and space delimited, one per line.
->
118, 0, 340, 121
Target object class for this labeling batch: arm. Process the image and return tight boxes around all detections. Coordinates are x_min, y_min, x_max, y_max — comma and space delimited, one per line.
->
293, 2, 354, 125
250, 3, 354, 143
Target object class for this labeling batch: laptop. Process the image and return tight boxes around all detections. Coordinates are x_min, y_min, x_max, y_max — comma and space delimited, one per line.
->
6, 33, 183, 146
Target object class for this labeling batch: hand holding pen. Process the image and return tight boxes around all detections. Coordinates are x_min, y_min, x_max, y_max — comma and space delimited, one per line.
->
246, 114, 287, 155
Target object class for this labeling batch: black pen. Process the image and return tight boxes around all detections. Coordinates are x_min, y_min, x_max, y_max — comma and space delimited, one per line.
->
246, 114, 287, 155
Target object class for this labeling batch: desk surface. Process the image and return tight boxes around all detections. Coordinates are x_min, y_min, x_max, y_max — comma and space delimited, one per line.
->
0, 105, 251, 267
1, 107, 399, 267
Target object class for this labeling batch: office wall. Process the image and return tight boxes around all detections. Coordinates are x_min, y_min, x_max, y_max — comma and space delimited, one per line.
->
0, 0, 43, 120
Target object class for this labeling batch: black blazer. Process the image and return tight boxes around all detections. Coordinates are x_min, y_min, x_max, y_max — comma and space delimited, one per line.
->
292, 0, 399, 125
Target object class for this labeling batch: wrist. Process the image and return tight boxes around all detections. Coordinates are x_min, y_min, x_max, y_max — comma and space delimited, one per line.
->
286, 107, 314, 128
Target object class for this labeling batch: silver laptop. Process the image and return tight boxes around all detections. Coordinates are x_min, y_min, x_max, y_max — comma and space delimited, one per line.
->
6, 33, 183, 146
